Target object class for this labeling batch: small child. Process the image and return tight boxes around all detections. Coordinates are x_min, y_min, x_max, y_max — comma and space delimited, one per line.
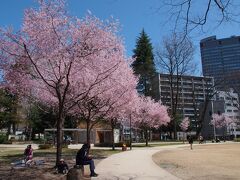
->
57, 159, 69, 174
24, 145, 33, 165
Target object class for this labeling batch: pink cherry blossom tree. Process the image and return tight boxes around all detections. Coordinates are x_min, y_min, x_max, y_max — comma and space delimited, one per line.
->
70, 58, 139, 146
180, 117, 190, 132
211, 113, 235, 140
211, 114, 235, 129
180, 117, 190, 142
103, 73, 139, 150
104, 92, 138, 150
133, 96, 170, 146
0, 0, 132, 164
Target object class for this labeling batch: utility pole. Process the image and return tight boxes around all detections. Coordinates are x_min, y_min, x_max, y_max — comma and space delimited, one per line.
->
129, 114, 132, 150
211, 100, 216, 141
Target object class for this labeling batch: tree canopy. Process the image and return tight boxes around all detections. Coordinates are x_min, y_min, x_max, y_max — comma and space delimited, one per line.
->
132, 30, 156, 96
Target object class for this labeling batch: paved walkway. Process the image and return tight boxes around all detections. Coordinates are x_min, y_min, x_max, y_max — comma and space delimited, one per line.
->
94, 145, 188, 180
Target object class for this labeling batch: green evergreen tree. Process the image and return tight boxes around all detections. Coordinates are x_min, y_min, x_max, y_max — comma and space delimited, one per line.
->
0, 89, 18, 135
132, 29, 156, 97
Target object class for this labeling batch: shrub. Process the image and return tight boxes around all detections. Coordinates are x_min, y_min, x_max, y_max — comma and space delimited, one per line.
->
0, 134, 8, 144
38, 144, 53, 149
33, 139, 45, 144
62, 144, 68, 148
234, 138, 240, 142
94, 141, 130, 147
115, 141, 130, 147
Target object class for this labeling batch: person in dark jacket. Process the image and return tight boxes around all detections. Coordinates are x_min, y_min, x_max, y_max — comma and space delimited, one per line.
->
76, 143, 98, 177
188, 135, 193, 150
57, 159, 69, 174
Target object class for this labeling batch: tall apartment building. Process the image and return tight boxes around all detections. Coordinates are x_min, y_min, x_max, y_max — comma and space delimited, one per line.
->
152, 73, 215, 130
200, 35, 240, 91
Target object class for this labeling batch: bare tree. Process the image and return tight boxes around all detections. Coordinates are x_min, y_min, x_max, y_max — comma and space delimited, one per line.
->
160, 0, 240, 37
155, 33, 195, 139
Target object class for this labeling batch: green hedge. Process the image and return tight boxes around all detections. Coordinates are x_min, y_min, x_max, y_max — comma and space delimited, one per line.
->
38, 144, 53, 149
38, 144, 68, 149
234, 138, 240, 142
62, 144, 68, 148
0, 134, 8, 144
94, 141, 130, 147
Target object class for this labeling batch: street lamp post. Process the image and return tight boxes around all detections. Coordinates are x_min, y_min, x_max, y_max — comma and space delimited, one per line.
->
211, 100, 216, 141
129, 114, 132, 150
213, 120, 216, 141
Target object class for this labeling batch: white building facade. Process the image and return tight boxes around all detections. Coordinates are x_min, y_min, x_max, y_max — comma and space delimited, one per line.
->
216, 89, 240, 138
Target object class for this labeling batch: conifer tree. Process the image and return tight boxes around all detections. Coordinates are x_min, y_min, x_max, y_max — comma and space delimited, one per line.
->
132, 29, 156, 97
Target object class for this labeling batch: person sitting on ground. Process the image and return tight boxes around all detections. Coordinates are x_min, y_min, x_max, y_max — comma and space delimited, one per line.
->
216, 137, 220, 143
24, 145, 33, 164
187, 135, 194, 150
199, 135, 204, 144
76, 143, 98, 177
57, 159, 69, 174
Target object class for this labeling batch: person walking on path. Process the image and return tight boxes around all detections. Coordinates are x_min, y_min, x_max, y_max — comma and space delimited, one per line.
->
188, 136, 194, 150
76, 143, 98, 177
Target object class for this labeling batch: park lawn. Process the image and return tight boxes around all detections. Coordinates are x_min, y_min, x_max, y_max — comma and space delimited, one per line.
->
0, 147, 121, 163
153, 143, 240, 180
0, 147, 121, 180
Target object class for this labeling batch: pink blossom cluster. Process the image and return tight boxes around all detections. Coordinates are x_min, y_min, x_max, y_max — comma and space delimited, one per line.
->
124, 96, 170, 129
211, 113, 235, 128
180, 117, 190, 132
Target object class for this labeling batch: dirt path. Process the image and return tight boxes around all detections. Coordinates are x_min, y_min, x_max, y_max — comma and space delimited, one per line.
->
153, 143, 240, 180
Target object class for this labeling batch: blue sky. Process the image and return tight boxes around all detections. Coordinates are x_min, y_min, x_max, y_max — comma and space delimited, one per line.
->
0, 0, 240, 75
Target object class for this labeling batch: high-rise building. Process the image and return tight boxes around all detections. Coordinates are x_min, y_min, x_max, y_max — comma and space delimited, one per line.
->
152, 73, 215, 130
200, 35, 240, 92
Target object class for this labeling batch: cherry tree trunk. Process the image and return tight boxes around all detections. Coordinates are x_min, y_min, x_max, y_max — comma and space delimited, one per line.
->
173, 118, 177, 139
129, 115, 132, 150
56, 113, 64, 166
111, 120, 115, 150
145, 129, 149, 146
86, 122, 91, 145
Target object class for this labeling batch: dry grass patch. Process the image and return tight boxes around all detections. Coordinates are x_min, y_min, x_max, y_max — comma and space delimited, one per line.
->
153, 143, 240, 180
